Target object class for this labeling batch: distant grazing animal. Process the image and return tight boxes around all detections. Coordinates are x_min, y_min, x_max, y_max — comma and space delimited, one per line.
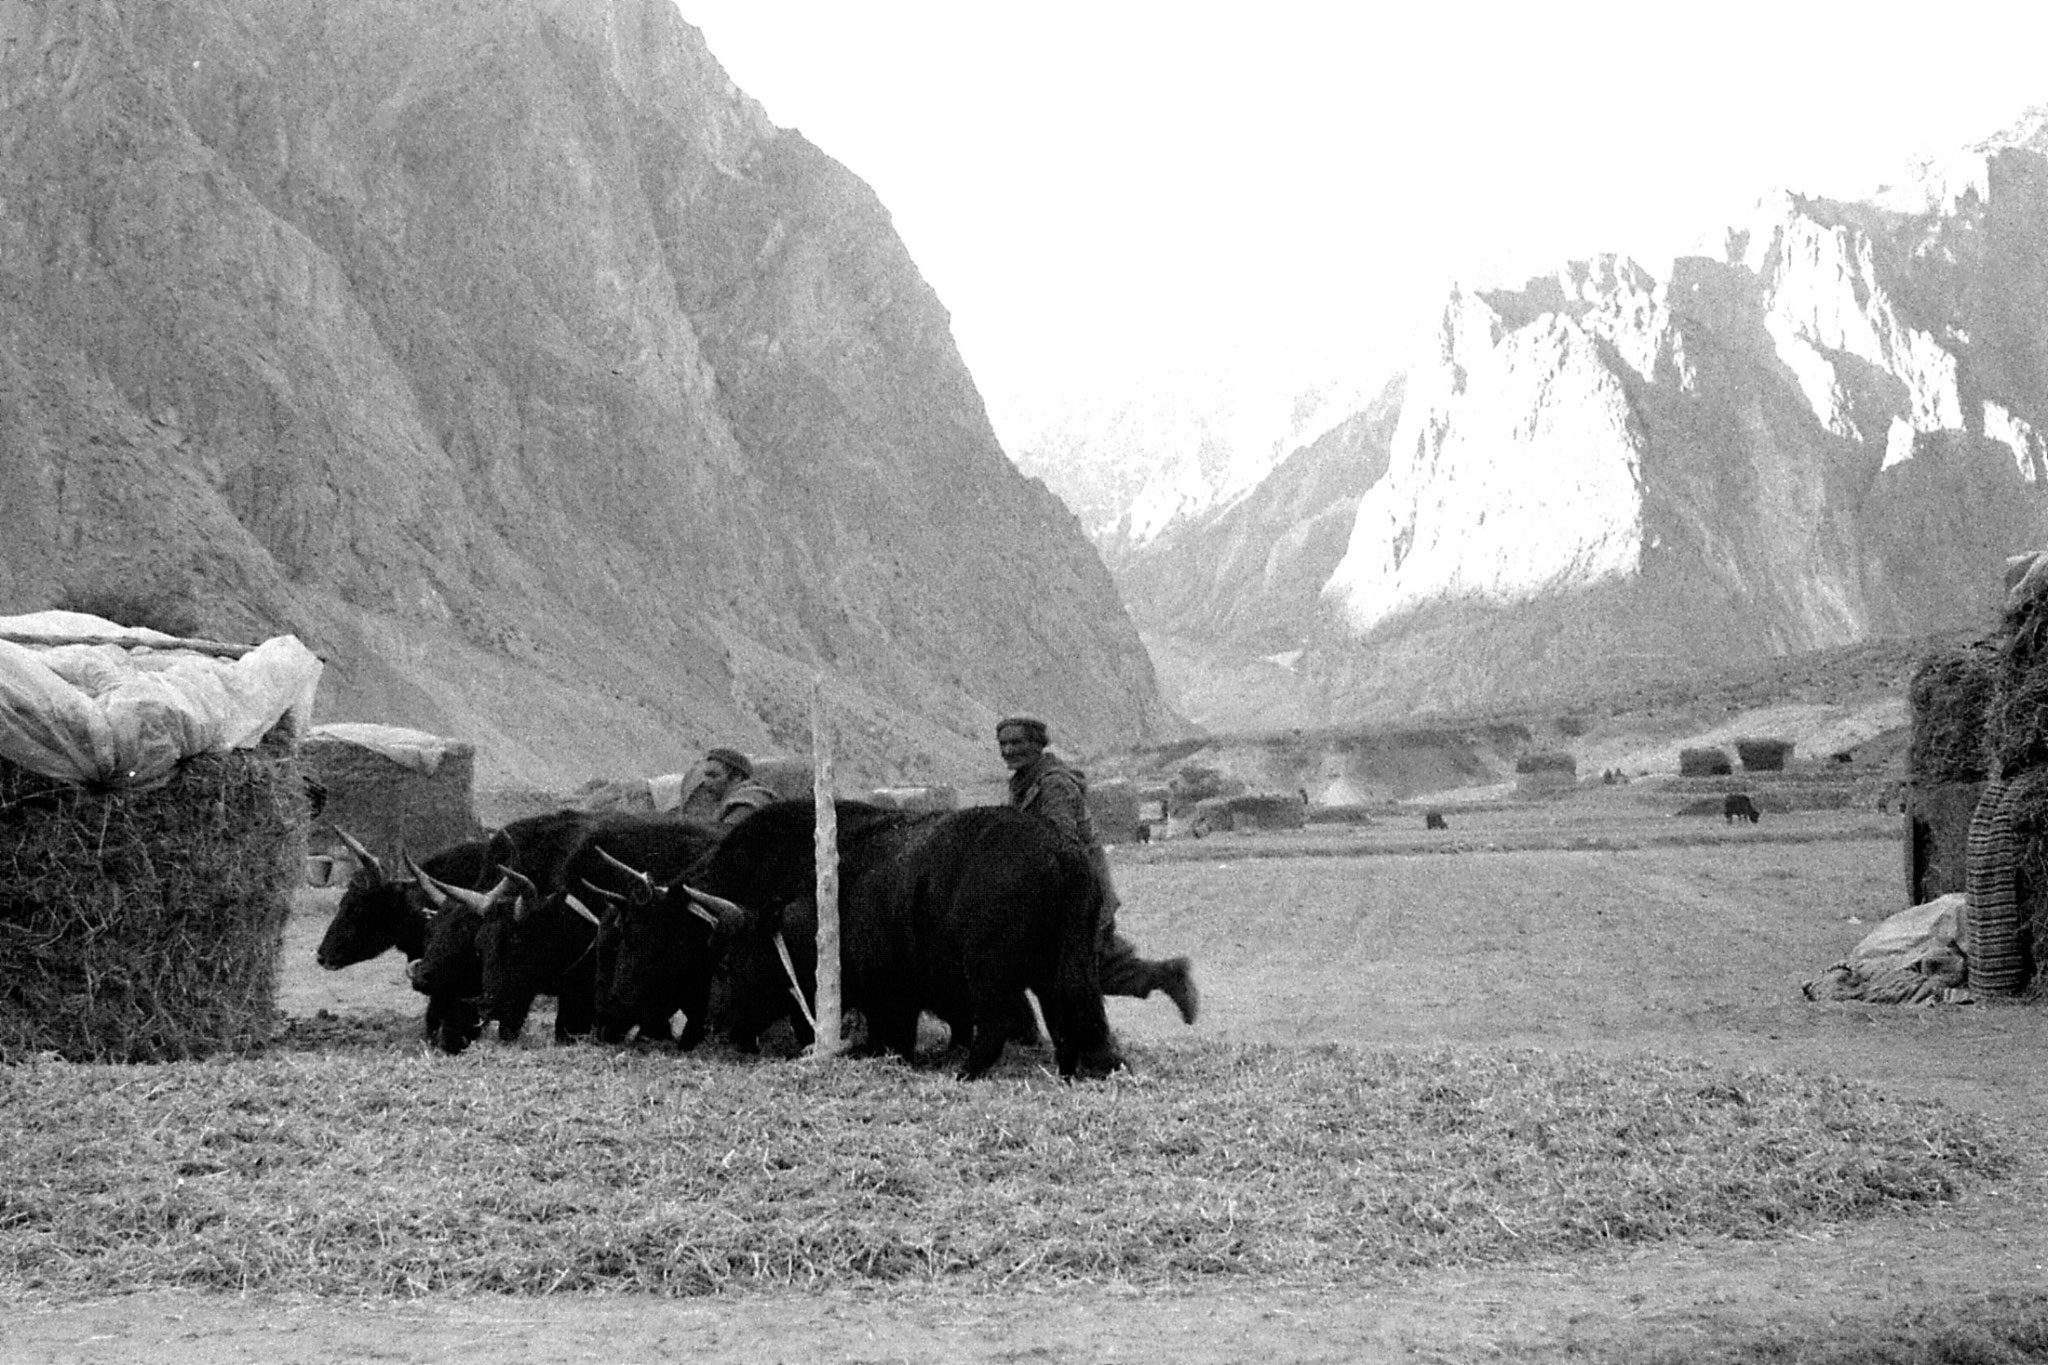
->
1425, 811, 1448, 831
1724, 793, 1761, 824
667, 800, 1118, 1079
1134, 823, 1151, 845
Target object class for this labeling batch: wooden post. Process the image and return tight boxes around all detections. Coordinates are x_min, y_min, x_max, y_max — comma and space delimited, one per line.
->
810, 677, 843, 1058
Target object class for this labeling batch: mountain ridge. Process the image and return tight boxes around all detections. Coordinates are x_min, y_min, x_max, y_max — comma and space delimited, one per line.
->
1116, 107, 2048, 732
0, 0, 1176, 789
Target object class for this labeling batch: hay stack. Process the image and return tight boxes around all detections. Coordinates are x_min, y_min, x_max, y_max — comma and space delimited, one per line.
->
1979, 568, 2048, 989
1734, 737, 1794, 772
1514, 750, 1577, 795
576, 776, 658, 814
1168, 764, 1238, 815
749, 756, 818, 803
1905, 642, 1996, 909
1908, 643, 1994, 784
1991, 572, 2048, 778
1088, 778, 1143, 843
867, 784, 960, 813
1192, 792, 1307, 834
1679, 747, 1733, 777
302, 724, 480, 869
1907, 782, 1985, 907
0, 729, 308, 1061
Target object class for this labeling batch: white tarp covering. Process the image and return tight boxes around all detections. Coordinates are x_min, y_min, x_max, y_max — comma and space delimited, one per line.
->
648, 772, 689, 812
1846, 893, 1965, 972
305, 722, 465, 776
0, 611, 323, 788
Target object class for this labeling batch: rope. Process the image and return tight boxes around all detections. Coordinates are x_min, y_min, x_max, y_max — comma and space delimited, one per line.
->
772, 931, 819, 1036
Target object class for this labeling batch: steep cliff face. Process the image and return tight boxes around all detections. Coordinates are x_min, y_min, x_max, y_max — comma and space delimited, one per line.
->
0, 0, 1173, 785
1003, 369, 1373, 555
1327, 270, 1651, 633
1117, 376, 1401, 652
1154, 113, 2048, 728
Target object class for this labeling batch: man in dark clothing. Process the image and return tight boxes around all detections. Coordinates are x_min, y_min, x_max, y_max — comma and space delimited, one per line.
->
677, 747, 777, 827
998, 716, 1199, 1025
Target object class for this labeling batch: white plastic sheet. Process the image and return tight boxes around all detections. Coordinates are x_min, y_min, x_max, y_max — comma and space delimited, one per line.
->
1845, 893, 1963, 973
647, 772, 688, 812
0, 611, 323, 788
305, 722, 464, 776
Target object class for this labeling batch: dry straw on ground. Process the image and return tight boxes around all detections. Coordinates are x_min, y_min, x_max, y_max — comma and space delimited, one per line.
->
0, 731, 307, 1062
0, 1039, 2005, 1300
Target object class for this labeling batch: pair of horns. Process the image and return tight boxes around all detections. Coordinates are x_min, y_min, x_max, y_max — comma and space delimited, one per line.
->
336, 824, 508, 890
591, 846, 740, 930
405, 855, 532, 917
334, 827, 384, 882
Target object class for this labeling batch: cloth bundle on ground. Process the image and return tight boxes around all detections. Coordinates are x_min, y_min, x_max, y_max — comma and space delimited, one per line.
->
0, 611, 321, 788
1802, 894, 1969, 1005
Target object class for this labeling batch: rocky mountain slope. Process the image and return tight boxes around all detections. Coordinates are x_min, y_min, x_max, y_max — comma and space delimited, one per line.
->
1122, 109, 2048, 732
1114, 376, 1402, 655
1002, 365, 1375, 556
0, 0, 1174, 790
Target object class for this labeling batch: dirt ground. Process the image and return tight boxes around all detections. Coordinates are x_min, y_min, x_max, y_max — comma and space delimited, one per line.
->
10, 808, 2048, 1364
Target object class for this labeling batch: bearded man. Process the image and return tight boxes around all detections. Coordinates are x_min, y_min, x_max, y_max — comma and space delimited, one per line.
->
677, 747, 777, 827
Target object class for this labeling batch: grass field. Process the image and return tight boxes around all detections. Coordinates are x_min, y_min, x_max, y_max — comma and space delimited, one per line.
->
8, 803, 2048, 1363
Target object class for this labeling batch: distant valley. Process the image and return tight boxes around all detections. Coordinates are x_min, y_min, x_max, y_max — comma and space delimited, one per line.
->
1014, 112, 2048, 735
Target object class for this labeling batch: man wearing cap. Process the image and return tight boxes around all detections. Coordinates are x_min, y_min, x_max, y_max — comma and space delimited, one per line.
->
997, 715, 1199, 1024
678, 747, 777, 827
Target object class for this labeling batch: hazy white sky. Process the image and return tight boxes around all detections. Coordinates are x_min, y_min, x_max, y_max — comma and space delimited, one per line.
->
675, 2, 2046, 426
